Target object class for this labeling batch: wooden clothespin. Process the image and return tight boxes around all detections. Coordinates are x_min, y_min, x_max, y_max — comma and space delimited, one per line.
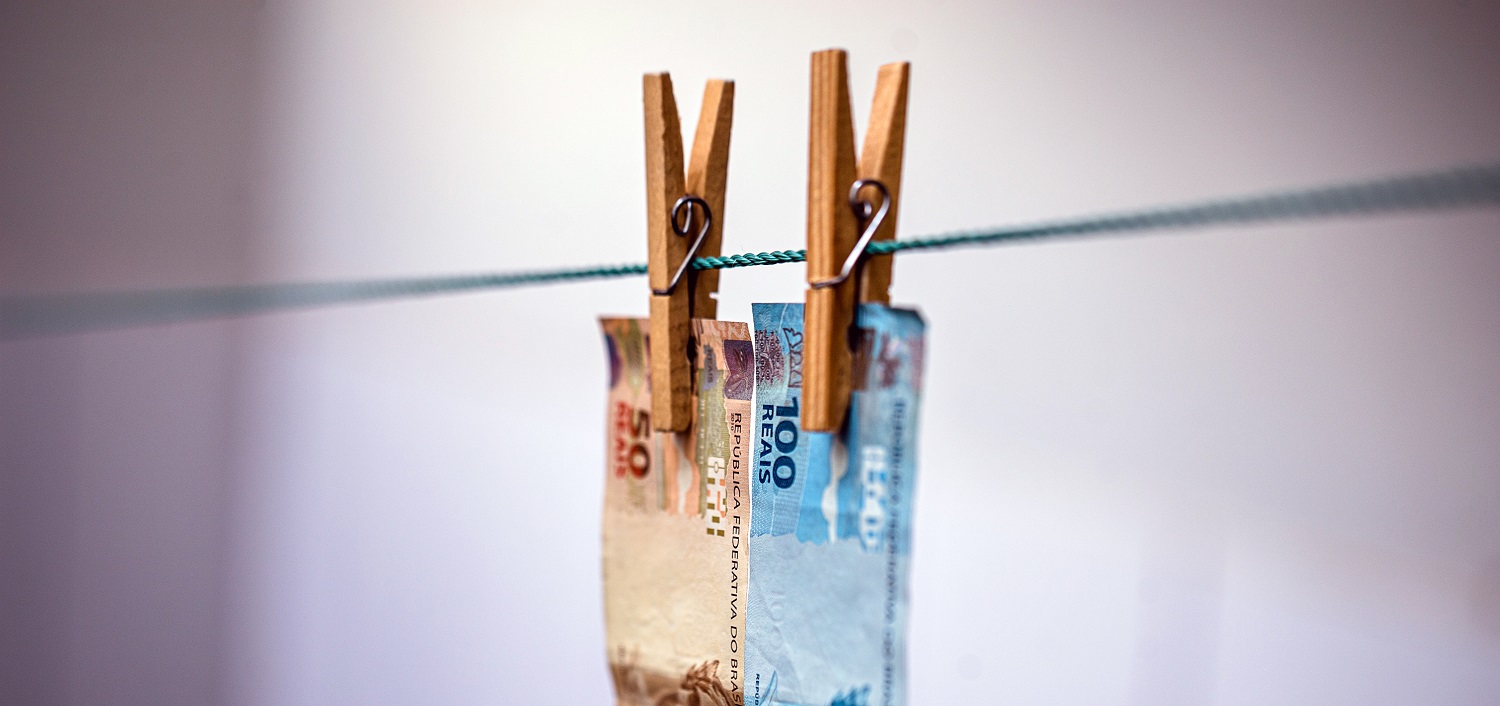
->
802, 49, 910, 432
643, 73, 734, 432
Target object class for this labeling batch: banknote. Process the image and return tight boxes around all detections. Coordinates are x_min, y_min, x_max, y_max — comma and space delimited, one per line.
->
601, 317, 756, 706
745, 303, 926, 706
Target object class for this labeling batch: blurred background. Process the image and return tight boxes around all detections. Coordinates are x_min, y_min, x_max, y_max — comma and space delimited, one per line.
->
4, 1, 1500, 704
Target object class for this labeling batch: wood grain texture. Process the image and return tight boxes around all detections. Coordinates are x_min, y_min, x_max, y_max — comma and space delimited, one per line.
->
644, 72, 692, 432
802, 49, 858, 432
857, 62, 909, 305
686, 80, 734, 320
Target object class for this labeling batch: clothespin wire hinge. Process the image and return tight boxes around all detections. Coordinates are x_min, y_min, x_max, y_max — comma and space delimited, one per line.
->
810, 179, 890, 293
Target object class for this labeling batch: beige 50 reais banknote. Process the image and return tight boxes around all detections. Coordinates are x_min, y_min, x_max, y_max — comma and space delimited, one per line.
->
601, 317, 755, 706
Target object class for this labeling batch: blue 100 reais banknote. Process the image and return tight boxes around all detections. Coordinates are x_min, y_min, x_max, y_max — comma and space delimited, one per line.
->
746, 302, 926, 706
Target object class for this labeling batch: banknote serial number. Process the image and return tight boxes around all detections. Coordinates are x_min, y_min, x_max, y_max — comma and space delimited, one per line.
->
612, 401, 650, 479
757, 397, 800, 489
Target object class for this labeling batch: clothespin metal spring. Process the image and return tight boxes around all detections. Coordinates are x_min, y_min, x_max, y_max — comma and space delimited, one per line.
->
810, 179, 890, 294
651, 196, 713, 298
654, 195, 712, 372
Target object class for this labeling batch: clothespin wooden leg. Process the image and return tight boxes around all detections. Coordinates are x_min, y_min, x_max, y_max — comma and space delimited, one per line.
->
803, 49, 859, 433
645, 73, 735, 432
687, 81, 735, 320
644, 73, 693, 432
857, 62, 909, 305
802, 51, 911, 433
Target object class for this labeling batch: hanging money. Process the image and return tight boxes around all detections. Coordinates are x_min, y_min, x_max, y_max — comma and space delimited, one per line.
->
601, 317, 756, 706
745, 303, 926, 706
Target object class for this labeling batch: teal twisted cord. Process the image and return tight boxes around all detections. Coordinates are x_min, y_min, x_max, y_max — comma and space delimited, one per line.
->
5, 162, 1499, 339
689, 162, 1500, 267
693, 249, 806, 269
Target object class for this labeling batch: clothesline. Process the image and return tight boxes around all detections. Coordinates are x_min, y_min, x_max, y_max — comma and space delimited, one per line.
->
3, 162, 1499, 341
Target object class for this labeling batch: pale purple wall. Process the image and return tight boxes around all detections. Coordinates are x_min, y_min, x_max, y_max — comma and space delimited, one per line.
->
3, 2, 1500, 705
1, 3, 262, 704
